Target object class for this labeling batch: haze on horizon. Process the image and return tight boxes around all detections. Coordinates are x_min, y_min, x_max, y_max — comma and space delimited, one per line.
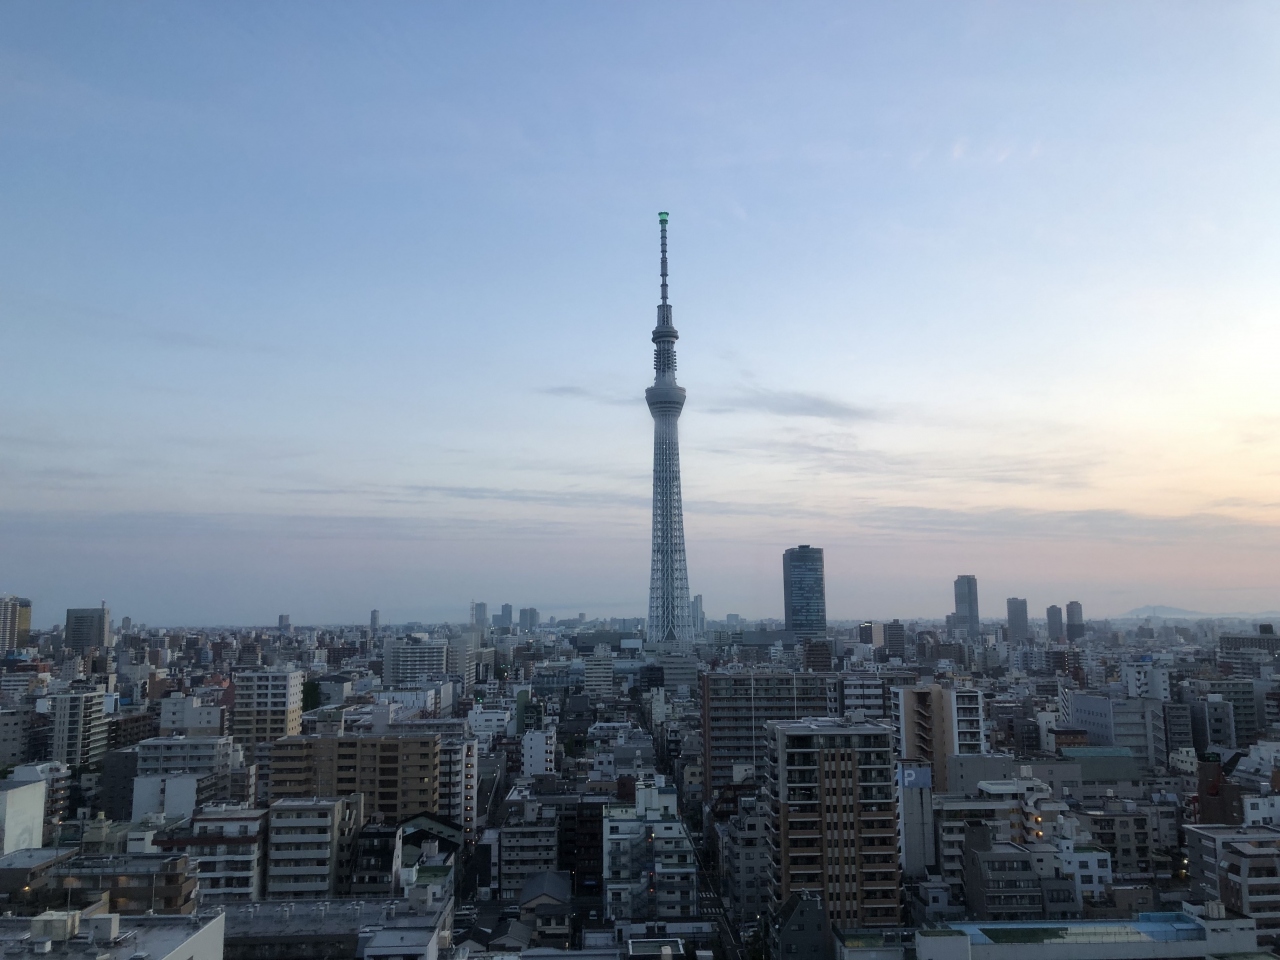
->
3, 3, 1280, 628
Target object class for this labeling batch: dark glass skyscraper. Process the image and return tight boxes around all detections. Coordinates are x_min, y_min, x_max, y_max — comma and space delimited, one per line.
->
1006, 597, 1029, 642
783, 545, 826, 638
953, 575, 979, 640
1066, 600, 1085, 641
1047, 604, 1064, 641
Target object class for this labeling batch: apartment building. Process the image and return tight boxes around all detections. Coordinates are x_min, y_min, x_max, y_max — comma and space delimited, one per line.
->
159, 695, 225, 736
701, 669, 839, 797
1219, 837, 1280, 946
522, 727, 556, 777
763, 716, 900, 928
718, 793, 768, 924
1186, 824, 1280, 901
155, 802, 268, 903
232, 670, 303, 746
383, 636, 448, 686
499, 800, 559, 899
268, 732, 442, 820
602, 781, 697, 921
48, 688, 108, 768
890, 684, 987, 791
266, 795, 363, 899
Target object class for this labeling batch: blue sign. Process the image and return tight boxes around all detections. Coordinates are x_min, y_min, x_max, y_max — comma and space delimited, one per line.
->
899, 764, 932, 790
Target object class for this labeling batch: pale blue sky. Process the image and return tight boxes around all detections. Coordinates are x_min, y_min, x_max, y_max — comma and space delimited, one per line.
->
3, 3, 1280, 626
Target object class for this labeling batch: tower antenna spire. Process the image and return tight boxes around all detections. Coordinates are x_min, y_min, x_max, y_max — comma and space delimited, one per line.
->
659, 211, 669, 308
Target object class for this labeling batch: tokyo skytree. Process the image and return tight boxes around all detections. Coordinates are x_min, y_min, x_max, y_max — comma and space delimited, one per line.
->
646, 212, 694, 650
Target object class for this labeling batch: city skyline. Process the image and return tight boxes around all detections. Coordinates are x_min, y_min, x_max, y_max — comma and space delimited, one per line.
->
4, 5, 1280, 623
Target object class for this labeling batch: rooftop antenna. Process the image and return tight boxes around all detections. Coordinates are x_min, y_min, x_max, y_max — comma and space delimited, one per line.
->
658, 211, 669, 313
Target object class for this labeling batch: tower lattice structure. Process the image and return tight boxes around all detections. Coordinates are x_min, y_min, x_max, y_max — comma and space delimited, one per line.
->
646, 212, 694, 650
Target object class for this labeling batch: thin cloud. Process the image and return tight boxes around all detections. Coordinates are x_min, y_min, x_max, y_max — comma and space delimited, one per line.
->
537, 385, 634, 407
708, 387, 877, 422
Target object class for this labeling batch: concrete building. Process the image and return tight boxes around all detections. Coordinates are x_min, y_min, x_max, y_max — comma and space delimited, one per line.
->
384, 636, 449, 686
0, 779, 45, 854
962, 821, 1079, 921
771, 889, 834, 960
0, 709, 30, 768
1218, 836, 1280, 946
914, 907, 1258, 960
159, 695, 225, 736
1186, 824, 1280, 901
9, 761, 71, 825
0, 910, 224, 960
890, 684, 987, 792
0, 596, 32, 651
522, 727, 556, 777
603, 780, 697, 922
268, 732, 441, 820
1184, 678, 1260, 745
1067, 694, 1169, 767
64, 605, 109, 653
232, 670, 303, 746
585, 645, 615, 699
764, 716, 900, 929
701, 670, 838, 795
1121, 662, 1171, 701
48, 688, 108, 768
154, 803, 268, 903
265, 795, 363, 899
719, 794, 767, 924
499, 800, 558, 900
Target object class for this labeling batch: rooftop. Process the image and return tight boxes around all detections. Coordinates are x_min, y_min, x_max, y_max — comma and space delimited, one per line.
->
222, 900, 440, 939
937, 913, 1211, 946
0, 913, 222, 960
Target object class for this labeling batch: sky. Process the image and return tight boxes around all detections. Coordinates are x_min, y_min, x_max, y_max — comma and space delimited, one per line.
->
3, 3, 1280, 627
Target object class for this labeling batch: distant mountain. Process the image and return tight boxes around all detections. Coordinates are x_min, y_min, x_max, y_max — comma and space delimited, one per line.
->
1122, 605, 1207, 619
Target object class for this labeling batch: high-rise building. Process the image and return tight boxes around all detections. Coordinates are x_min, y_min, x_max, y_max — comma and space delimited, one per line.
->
646, 212, 694, 651
471, 601, 488, 630
519, 607, 540, 633
953, 576, 979, 639
497, 603, 514, 629
700, 669, 839, 794
1047, 604, 1064, 641
269, 733, 441, 819
883, 619, 907, 659
1006, 598, 1030, 642
0, 597, 32, 651
889, 683, 987, 791
584, 644, 614, 699
49, 688, 108, 768
383, 636, 448, 685
690, 595, 705, 636
763, 716, 901, 929
370, 609, 380, 635
277, 614, 290, 633
783, 545, 826, 639
64, 605, 108, 654
1066, 600, 1085, 641
232, 669, 303, 745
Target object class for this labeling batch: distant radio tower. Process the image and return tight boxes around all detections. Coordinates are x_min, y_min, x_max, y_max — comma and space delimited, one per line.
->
645, 212, 693, 651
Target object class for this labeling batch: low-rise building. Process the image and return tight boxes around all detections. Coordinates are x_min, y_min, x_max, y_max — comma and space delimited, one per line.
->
0, 910, 224, 960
